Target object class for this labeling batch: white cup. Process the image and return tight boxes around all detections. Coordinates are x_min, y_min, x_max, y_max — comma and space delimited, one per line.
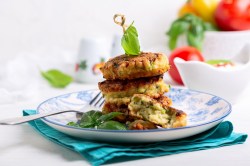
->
110, 34, 123, 57
75, 37, 112, 83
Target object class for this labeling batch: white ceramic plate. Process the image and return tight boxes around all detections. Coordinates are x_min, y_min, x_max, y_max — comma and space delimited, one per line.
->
37, 88, 231, 143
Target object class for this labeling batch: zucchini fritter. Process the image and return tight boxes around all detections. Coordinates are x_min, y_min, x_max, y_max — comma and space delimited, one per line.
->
102, 95, 172, 123
100, 52, 170, 80
98, 75, 170, 100
128, 120, 157, 130
102, 102, 134, 123
128, 94, 187, 128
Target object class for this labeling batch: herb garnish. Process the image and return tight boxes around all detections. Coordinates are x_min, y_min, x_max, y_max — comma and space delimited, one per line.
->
41, 69, 73, 88
167, 14, 217, 50
114, 14, 141, 56
121, 22, 140, 55
67, 110, 127, 130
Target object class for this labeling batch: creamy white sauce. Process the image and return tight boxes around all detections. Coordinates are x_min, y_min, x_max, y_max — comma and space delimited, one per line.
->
211, 62, 244, 70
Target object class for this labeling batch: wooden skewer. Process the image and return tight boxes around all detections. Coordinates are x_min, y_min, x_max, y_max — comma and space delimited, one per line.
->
113, 14, 127, 33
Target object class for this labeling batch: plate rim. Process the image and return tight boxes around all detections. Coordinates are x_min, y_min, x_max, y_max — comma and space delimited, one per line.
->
37, 87, 232, 133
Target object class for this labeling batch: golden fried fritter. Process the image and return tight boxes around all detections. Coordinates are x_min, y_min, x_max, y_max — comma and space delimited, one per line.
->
98, 75, 170, 100
100, 52, 170, 80
157, 95, 173, 108
128, 120, 157, 130
128, 94, 187, 128
102, 95, 172, 123
102, 102, 134, 123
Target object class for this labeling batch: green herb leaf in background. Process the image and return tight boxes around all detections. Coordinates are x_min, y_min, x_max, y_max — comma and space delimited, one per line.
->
167, 21, 190, 50
41, 69, 73, 88
121, 22, 141, 56
166, 14, 217, 50
187, 30, 203, 50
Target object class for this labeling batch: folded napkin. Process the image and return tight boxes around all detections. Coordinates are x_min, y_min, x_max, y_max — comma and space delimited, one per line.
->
23, 110, 247, 166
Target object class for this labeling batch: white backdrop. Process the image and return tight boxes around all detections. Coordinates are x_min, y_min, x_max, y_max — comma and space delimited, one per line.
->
0, 0, 184, 103
0, 0, 185, 62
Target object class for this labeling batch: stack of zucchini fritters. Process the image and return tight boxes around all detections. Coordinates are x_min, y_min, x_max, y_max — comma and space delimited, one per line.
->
98, 52, 187, 129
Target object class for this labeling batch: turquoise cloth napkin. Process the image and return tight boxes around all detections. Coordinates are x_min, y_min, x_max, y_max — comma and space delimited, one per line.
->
23, 110, 247, 166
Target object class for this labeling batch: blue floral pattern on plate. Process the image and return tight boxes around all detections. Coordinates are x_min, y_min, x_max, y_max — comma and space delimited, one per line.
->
36, 88, 232, 142
38, 88, 231, 127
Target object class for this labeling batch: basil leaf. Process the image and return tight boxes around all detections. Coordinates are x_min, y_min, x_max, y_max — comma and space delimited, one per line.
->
178, 13, 194, 22
167, 21, 190, 37
203, 22, 217, 31
41, 69, 73, 88
67, 110, 126, 130
187, 23, 204, 50
121, 22, 140, 56
67, 122, 79, 127
79, 117, 95, 128
79, 121, 96, 128
97, 112, 123, 124
168, 37, 178, 51
166, 14, 216, 50
187, 31, 202, 50
78, 110, 102, 128
167, 21, 190, 50
80, 110, 102, 123
97, 120, 127, 130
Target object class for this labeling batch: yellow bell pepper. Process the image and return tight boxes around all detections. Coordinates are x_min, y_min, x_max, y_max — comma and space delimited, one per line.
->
178, 2, 199, 17
190, 0, 220, 24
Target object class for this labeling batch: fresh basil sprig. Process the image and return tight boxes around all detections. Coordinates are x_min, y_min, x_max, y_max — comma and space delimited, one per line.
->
67, 110, 127, 130
41, 69, 73, 88
121, 22, 141, 56
166, 14, 217, 50
97, 121, 127, 130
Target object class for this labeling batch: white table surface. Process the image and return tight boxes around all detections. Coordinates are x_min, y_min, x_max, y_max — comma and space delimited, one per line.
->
0, 82, 250, 166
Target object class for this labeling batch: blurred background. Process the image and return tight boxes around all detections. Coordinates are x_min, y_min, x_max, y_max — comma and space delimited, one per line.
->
0, 0, 250, 104
0, 0, 185, 103
0, 0, 184, 62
